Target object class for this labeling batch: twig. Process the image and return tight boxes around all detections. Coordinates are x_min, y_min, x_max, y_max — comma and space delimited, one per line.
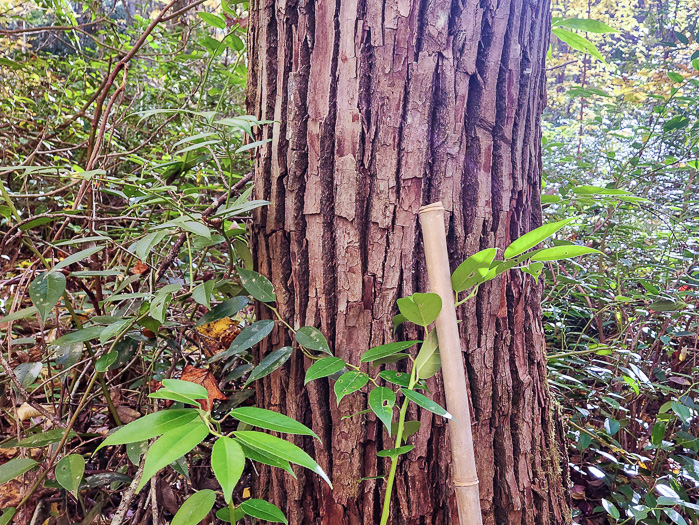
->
110, 456, 146, 525
154, 172, 252, 282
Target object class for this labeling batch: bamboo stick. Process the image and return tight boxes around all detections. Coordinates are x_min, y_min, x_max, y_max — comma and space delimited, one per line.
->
418, 202, 482, 525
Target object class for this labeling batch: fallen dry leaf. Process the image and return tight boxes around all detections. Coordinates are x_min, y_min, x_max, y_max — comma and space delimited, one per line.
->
130, 261, 150, 275
180, 365, 227, 411
17, 403, 54, 422
116, 406, 141, 424
194, 317, 241, 357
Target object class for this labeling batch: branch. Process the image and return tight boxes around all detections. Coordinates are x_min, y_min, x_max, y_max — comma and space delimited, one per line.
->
154, 172, 253, 282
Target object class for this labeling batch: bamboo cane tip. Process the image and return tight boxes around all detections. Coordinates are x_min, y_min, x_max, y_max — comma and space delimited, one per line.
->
418, 202, 444, 215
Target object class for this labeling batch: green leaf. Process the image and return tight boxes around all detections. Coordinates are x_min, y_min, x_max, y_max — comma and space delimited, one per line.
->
55, 454, 85, 495
530, 245, 600, 261
243, 347, 293, 387
401, 389, 452, 419
648, 300, 688, 312
295, 327, 331, 354
555, 18, 618, 33
414, 328, 440, 379
551, 28, 605, 62
378, 370, 422, 389
95, 351, 117, 372
161, 379, 208, 398
179, 220, 212, 239
570, 185, 632, 196
149, 379, 209, 406
99, 319, 132, 345
198, 12, 226, 29
664, 508, 688, 525
334, 371, 369, 405
521, 262, 543, 280
234, 431, 331, 487
196, 296, 249, 326
392, 314, 407, 331
192, 280, 216, 310
603, 418, 620, 436
237, 441, 293, 474
29, 272, 66, 322
95, 409, 199, 452
18, 429, 76, 448
601, 499, 620, 519
667, 71, 684, 83
377, 444, 413, 458
211, 320, 275, 363
396, 293, 442, 327
238, 268, 276, 303
0, 508, 15, 525
305, 357, 346, 384
451, 248, 497, 292
230, 407, 318, 439
53, 245, 105, 271
14, 362, 42, 388
211, 438, 245, 504
651, 422, 666, 446
51, 326, 104, 347
0, 458, 38, 484
172, 489, 216, 525
391, 421, 421, 442
369, 387, 395, 435
360, 341, 418, 363
240, 499, 288, 524
503, 218, 573, 259
133, 231, 169, 261
0, 306, 38, 325
136, 417, 210, 492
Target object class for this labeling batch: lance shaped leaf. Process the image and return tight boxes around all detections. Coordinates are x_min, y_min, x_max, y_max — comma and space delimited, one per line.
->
414, 328, 441, 379
136, 417, 209, 492
305, 357, 346, 384
211, 437, 245, 504
0, 458, 38, 485
503, 218, 574, 259
401, 389, 452, 419
230, 407, 318, 439
172, 489, 216, 525
95, 408, 199, 452
244, 347, 293, 387
451, 248, 497, 293
360, 341, 418, 363
240, 499, 287, 524
234, 431, 331, 487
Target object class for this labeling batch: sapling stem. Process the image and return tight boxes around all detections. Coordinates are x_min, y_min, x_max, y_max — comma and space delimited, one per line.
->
379, 362, 418, 525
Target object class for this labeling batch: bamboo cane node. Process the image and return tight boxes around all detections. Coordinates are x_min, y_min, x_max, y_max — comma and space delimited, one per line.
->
418, 202, 444, 214
453, 479, 480, 487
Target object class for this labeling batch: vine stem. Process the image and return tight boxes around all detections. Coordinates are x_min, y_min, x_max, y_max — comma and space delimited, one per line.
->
379, 362, 418, 525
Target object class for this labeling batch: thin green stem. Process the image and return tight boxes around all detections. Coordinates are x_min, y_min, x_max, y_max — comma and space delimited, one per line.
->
380, 361, 418, 525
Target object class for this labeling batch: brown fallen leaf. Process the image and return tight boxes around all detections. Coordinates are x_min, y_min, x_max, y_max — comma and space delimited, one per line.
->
130, 261, 150, 275
116, 406, 141, 424
180, 365, 227, 411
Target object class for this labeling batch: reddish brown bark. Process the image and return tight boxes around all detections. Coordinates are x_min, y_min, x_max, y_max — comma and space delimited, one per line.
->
247, 0, 571, 522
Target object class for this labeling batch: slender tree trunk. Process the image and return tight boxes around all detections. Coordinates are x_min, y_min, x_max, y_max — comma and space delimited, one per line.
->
247, 0, 571, 522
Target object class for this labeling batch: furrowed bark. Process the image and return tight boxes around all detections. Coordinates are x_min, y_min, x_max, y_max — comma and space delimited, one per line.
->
247, 0, 571, 522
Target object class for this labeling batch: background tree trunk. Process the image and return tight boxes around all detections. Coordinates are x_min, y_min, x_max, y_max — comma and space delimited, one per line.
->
247, 0, 571, 522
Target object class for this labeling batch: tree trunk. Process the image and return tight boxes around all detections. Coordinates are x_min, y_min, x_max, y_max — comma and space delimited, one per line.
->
247, 0, 571, 522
